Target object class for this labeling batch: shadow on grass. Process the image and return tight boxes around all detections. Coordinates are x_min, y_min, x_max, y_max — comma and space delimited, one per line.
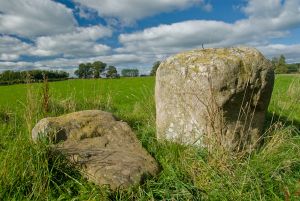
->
265, 111, 300, 133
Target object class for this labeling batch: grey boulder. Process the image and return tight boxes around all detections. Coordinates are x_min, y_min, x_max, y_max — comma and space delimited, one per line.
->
155, 47, 274, 151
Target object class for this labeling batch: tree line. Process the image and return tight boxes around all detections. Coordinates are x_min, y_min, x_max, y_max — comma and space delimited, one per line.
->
121, 69, 139, 77
74, 61, 119, 78
117, 61, 160, 77
0, 70, 69, 85
272, 55, 300, 74
74, 61, 144, 78
2, 55, 296, 86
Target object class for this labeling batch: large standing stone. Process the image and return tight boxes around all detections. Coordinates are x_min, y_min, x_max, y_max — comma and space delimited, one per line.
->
32, 110, 159, 189
155, 47, 274, 151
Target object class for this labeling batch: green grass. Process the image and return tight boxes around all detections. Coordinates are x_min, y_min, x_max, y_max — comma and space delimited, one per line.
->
0, 75, 299, 200
268, 74, 300, 124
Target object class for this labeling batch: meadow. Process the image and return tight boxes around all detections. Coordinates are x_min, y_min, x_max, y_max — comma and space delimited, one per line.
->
0, 75, 299, 200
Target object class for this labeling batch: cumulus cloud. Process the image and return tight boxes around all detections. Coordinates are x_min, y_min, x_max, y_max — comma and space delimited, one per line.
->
0, 61, 33, 71
118, 20, 233, 54
1, 0, 300, 73
0, 25, 113, 61
2, 42, 299, 74
32, 25, 112, 58
73, 0, 212, 25
0, 0, 77, 37
117, 0, 300, 61
33, 54, 144, 69
257, 43, 300, 63
0, 35, 33, 61
242, 0, 283, 18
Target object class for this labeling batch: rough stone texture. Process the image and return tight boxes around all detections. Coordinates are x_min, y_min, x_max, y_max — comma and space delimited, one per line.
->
32, 110, 159, 189
155, 47, 274, 151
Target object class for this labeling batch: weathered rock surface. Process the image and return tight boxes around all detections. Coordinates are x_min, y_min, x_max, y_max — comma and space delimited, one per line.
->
155, 47, 274, 151
32, 110, 159, 189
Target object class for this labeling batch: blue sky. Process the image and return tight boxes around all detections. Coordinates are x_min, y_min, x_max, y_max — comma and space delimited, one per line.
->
0, 0, 300, 74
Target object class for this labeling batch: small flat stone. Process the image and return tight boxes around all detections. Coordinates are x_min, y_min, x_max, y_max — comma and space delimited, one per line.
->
32, 110, 159, 189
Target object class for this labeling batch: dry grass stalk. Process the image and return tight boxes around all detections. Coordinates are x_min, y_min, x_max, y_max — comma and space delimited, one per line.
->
24, 72, 37, 135
176, 67, 267, 162
41, 73, 50, 113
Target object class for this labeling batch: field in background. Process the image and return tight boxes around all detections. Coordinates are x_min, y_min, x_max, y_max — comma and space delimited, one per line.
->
0, 77, 154, 115
0, 75, 299, 200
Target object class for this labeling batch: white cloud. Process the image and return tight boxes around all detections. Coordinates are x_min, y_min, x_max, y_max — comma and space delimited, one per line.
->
0, 35, 32, 61
118, 20, 232, 54
74, 0, 212, 25
0, 61, 33, 71
257, 43, 300, 63
31, 25, 112, 58
0, 24, 113, 63
1, 0, 300, 74
117, 0, 300, 62
242, 0, 283, 18
34, 53, 145, 68
0, 54, 19, 61
241, 0, 300, 31
1, 42, 300, 75
0, 0, 77, 37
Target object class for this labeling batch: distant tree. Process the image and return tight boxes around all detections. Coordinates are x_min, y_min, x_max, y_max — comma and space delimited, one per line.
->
75, 63, 93, 78
85, 63, 93, 78
271, 56, 279, 67
92, 61, 106, 78
75, 61, 107, 78
150, 61, 161, 76
75, 63, 85, 78
106, 66, 118, 78
121, 69, 128, 77
1, 70, 14, 81
121, 69, 139, 77
287, 63, 300, 73
273, 55, 288, 74
0, 70, 68, 85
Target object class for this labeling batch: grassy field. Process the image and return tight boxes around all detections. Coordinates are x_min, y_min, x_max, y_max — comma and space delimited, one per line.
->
0, 75, 299, 200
